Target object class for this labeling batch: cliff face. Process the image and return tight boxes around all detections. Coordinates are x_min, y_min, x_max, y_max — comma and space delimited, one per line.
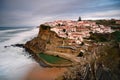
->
25, 25, 51, 54
25, 24, 80, 56
25, 24, 62, 54
63, 41, 120, 80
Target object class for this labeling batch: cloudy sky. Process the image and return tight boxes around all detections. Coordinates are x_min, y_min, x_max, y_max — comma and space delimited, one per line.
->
0, 0, 120, 27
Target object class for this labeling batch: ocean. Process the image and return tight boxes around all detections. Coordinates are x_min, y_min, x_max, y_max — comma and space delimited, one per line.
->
0, 26, 39, 80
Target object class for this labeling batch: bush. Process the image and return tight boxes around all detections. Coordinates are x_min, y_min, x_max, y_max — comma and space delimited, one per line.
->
111, 31, 120, 42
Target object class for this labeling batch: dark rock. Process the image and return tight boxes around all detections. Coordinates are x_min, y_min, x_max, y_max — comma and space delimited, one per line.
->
11, 44, 24, 48
4, 46, 9, 48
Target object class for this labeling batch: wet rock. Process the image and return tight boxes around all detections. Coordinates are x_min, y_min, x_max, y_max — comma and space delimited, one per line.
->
11, 44, 24, 48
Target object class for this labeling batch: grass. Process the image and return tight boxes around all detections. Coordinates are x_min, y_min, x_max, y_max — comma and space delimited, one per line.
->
38, 53, 71, 64
111, 31, 120, 42
89, 31, 120, 42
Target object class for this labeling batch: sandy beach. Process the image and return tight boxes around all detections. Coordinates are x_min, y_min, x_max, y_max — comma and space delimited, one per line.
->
24, 63, 68, 80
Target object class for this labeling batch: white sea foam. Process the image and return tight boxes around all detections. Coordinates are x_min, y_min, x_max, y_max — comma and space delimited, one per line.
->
0, 28, 29, 33
0, 27, 39, 80
0, 28, 39, 47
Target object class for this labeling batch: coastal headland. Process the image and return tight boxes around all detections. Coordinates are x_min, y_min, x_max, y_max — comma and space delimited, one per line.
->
24, 19, 120, 80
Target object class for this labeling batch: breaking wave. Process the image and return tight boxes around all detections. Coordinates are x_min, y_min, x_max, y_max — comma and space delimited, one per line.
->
0, 27, 39, 80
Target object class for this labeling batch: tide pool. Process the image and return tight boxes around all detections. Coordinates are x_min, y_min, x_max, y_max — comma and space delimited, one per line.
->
38, 53, 72, 64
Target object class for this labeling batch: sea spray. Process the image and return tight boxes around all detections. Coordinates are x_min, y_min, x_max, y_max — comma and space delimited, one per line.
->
0, 27, 39, 80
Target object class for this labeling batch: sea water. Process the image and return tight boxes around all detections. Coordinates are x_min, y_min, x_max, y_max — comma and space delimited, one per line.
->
0, 26, 39, 80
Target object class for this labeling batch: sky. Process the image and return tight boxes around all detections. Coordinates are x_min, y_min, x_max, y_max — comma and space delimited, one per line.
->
0, 0, 120, 27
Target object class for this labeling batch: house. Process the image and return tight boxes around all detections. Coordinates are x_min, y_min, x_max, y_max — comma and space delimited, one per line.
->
116, 20, 120, 24
47, 20, 113, 45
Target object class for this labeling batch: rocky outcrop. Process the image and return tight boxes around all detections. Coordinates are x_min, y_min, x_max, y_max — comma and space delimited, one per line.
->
24, 24, 82, 64
62, 41, 120, 80
25, 24, 51, 54
25, 24, 82, 55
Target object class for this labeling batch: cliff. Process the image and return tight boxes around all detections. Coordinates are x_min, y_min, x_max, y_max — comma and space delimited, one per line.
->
63, 41, 120, 80
25, 24, 82, 63
24, 21, 120, 80
25, 24, 52, 54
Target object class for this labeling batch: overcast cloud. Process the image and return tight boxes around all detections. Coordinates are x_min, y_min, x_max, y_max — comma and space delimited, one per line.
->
0, 0, 120, 26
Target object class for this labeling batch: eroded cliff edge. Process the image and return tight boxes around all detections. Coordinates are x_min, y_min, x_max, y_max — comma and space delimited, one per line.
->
25, 24, 74, 53
24, 20, 120, 80
24, 24, 83, 64
25, 25, 52, 54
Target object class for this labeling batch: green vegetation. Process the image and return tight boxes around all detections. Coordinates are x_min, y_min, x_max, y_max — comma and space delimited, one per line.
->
38, 53, 71, 64
95, 19, 120, 30
111, 31, 120, 42
111, 25, 120, 29
97, 41, 120, 79
78, 16, 81, 21
89, 31, 120, 42
89, 33, 108, 42
95, 19, 116, 26
63, 29, 66, 32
